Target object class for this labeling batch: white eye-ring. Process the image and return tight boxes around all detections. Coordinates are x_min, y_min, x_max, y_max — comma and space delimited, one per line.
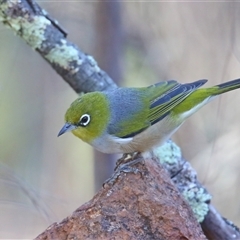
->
79, 114, 91, 127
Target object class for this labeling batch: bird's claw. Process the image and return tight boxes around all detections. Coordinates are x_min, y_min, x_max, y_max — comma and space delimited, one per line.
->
103, 158, 144, 187
114, 152, 141, 171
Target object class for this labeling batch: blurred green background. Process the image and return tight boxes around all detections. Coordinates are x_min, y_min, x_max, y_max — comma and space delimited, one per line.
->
1, 1, 240, 238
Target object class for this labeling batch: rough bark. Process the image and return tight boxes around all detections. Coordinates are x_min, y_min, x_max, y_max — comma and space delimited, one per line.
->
0, 0, 117, 93
35, 158, 206, 240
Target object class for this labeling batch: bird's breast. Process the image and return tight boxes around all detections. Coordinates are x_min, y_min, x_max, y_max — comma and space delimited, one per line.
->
91, 115, 182, 154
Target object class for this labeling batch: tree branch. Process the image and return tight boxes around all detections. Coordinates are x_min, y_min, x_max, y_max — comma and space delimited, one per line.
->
35, 158, 206, 239
0, 0, 117, 93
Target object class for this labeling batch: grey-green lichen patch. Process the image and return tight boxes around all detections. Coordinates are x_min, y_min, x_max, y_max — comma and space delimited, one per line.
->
153, 140, 182, 165
0, 1, 50, 49
183, 187, 211, 222
87, 55, 101, 73
154, 140, 211, 222
0, 0, 16, 22
19, 16, 50, 49
41, 9, 48, 16
0, 0, 18, 15
45, 40, 83, 72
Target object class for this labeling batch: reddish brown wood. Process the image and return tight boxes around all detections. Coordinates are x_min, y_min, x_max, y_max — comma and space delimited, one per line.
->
35, 158, 206, 240
201, 205, 240, 240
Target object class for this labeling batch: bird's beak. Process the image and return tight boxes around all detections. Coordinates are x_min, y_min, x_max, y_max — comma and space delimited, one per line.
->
58, 123, 76, 137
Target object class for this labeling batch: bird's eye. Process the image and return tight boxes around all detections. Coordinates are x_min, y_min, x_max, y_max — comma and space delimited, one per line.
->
79, 114, 91, 127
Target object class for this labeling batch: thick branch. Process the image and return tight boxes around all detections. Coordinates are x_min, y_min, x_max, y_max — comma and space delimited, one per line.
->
202, 205, 240, 240
35, 158, 206, 240
0, 0, 117, 93
157, 141, 240, 239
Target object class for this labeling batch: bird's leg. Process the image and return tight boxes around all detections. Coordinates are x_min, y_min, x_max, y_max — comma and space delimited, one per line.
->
103, 155, 144, 187
114, 152, 141, 171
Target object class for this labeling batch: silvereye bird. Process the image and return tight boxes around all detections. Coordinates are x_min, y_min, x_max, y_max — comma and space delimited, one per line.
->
58, 78, 240, 154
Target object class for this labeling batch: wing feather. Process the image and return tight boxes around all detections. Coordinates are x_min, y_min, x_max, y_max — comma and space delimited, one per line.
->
148, 79, 208, 125
117, 79, 207, 138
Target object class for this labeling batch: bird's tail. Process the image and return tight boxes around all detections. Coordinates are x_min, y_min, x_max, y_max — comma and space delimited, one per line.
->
172, 78, 240, 120
212, 78, 240, 95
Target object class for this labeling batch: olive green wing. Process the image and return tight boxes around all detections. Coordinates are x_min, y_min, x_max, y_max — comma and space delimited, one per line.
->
148, 79, 208, 125
118, 79, 207, 138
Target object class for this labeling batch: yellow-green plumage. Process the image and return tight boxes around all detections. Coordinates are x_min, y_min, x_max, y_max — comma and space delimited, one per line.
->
173, 79, 240, 116
65, 92, 110, 143
59, 78, 240, 154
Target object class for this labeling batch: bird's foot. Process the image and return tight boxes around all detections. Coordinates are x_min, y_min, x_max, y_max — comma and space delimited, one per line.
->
114, 152, 141, 171
103, 157, 144, 187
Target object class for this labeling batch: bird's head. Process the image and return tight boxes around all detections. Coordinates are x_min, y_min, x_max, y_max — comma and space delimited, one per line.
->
58, 92, 110, 143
